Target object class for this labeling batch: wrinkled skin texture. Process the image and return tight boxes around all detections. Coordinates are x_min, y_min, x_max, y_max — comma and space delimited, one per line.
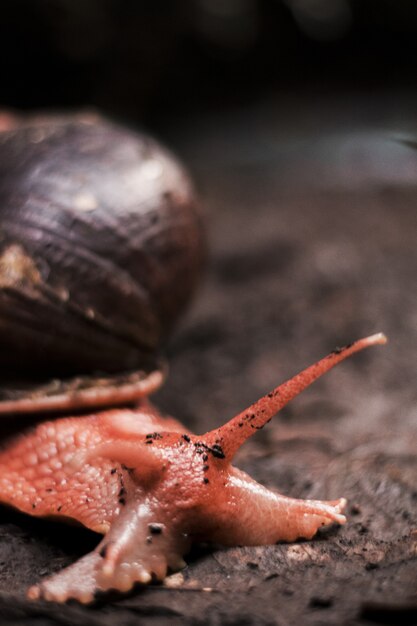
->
0, 334, 385, 603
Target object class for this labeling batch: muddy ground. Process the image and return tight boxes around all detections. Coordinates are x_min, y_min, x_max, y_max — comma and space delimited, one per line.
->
0, 93, 416, 625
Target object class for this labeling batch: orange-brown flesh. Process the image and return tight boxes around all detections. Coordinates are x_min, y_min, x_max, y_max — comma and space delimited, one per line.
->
0, 334, 386, 603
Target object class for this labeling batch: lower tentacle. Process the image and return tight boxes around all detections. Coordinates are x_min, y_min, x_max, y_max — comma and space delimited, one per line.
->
204, 467, 347, 546
27, 494, 190, 603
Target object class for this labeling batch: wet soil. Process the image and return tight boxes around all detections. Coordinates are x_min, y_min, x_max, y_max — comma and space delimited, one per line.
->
0, 93, 416, 625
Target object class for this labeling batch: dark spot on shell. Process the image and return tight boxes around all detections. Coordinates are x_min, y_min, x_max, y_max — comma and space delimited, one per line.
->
110, 468, 117, 475
182, 434, 191, 442
146, 536, 153, 545
57, 505, 62, 512
32, 503, 36, 509
203, 477, 209, 484
203, 465, 209, 471
119, 497, 126, 505
145, 440, 153, 444
202, 454, 208, 462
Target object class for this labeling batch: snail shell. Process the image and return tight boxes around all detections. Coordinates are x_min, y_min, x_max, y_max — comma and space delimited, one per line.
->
0, 114, 204, 413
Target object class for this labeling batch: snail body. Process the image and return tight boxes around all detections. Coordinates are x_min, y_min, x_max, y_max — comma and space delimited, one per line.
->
0, 115, 386, 603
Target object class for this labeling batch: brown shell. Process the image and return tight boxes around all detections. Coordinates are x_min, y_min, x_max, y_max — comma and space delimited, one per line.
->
0, 114, 204, 410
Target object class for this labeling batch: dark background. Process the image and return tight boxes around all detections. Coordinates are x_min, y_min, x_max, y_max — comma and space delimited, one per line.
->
1, 0, 417, 122
0, 2, 417, 626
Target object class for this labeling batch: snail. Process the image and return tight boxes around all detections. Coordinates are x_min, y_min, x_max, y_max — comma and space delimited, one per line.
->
0, 113, 204, 410
0, 114, 387, 603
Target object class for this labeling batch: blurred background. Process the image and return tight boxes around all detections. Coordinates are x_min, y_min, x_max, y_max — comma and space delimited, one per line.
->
1, 0, 417, 120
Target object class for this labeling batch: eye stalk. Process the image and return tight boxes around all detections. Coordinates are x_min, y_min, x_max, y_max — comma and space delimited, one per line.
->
205, 333, 387, 461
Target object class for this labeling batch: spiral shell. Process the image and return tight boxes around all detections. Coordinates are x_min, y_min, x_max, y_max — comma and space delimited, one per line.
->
0, 115, 204, 390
